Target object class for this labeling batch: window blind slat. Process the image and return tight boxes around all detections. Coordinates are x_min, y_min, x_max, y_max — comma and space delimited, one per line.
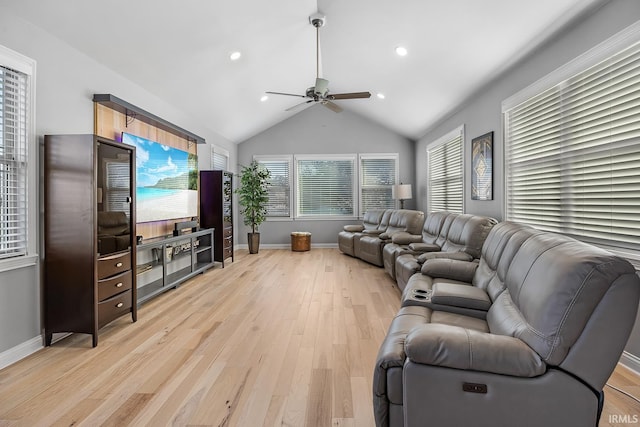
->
428, 133, 463, 213
505, 39, 640, 255
297, 158, 355, 217
258, 158, 291, 217
360, 156, 397, 212
0, 65, 29, 259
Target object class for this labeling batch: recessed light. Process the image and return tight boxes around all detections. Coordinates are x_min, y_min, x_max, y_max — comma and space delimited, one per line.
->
377, 93, 386, 99
229, 51, 242, 61
260, 95, 269, 102
395, 46, 408, 57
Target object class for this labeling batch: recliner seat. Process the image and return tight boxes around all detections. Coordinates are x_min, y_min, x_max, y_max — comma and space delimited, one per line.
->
357, 210, 425, 267
393, 213, 497, 290
338, 209, 425, 267
338, 209, 386, 256
382, 211, 450, 280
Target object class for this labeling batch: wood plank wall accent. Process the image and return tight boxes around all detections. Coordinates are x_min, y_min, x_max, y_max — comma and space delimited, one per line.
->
94, 102, 199, 239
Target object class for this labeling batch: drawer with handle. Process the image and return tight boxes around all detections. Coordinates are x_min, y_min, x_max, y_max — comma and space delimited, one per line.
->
223, 227, 233, 238
98, 251, 131, 280
98, 289, 132, 328
98, 270, 132, 301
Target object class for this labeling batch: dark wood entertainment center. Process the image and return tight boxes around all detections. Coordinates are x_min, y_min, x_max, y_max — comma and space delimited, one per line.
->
42, 95, 218, 346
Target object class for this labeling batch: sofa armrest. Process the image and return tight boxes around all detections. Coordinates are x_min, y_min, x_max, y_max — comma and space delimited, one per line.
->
362, 229, 385, 236
408, 242, 440, 252
417, 251, 474, 264
420, 258, 478, 283
343, 224, 364, 232
405, 324, 546, 377
391, 232, 424, 245
430, 282, 491, 310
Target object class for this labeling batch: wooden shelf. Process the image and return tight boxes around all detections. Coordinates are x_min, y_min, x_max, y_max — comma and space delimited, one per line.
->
93, 93, 206, 144
135, 228, 214, 305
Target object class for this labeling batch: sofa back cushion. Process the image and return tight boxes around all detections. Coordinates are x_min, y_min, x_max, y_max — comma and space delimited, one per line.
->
385, 209, 425, 236
362, 210, 386, 231
377, 209, 394, 232
439, 214, 497, 259
435, 213, 459, 248
421, 211, 450, 244
487, 231, 638, 365
472, 222, 541, 301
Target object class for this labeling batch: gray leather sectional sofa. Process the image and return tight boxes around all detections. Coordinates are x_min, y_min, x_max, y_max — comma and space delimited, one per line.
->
373, 221, 640, 427
338, 209, 425, 266
338, 210, 496, 271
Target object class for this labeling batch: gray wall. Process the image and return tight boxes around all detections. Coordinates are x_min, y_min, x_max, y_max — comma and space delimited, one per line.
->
237, 104, 415, 245
415, 0, 640, 222
0, 11, 236, 356
414, 0, 640, 357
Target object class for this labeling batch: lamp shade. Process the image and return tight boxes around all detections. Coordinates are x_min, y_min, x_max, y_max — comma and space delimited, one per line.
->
392, 184, 412, 200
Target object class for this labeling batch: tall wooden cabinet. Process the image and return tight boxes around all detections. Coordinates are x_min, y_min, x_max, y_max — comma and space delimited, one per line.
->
199, 170, 234, 266
44, 134, 136, 347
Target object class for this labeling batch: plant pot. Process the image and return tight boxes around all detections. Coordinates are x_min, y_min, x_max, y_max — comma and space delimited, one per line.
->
248, 232, 260, 254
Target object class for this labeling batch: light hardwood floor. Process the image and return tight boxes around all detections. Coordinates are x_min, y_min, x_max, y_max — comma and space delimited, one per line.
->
0, 248, 638, 426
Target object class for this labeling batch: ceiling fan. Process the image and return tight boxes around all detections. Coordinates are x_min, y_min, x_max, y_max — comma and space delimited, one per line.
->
266, 13, 371, 113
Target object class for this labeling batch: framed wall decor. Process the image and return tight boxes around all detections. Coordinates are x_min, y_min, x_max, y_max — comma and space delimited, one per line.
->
471, 131, 493, 200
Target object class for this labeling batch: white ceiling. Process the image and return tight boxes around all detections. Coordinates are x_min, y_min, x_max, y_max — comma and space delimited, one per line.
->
2, 0, 603, 143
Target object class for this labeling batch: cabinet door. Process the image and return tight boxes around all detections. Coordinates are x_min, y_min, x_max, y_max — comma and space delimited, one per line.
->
97, 142, 133, 256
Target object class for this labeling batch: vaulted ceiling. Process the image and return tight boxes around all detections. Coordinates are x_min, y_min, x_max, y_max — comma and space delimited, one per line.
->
2, 0, 603, 142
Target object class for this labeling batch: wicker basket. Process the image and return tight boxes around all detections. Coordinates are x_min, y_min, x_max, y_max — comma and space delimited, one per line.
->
291, 232, 311, 252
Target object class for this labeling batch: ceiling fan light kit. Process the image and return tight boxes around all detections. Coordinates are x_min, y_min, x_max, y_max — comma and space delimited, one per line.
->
266, 13, 371, 113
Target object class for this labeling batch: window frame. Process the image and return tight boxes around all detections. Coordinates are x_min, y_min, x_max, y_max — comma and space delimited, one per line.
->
0, 44, 37, 273
294, 154, 358, 220
426, 125, 465, 214
358, 153, 399, 215
210, 144, 229, 171
254, 154, 293, 220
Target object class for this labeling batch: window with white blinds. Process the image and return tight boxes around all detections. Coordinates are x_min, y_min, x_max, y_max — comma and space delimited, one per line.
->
504, 34, 640, 258
296, 155, 356, 217
427, 127, 464, 213
255, 156, 292, 218
211, 145, 229, 171
0, 65, 28, 259
360, 154, 398, 212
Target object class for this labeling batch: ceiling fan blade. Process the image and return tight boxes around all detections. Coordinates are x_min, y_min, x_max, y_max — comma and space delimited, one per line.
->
328, 92, 372, 100
266, 91, 307, 98
322, 100, 343, 113
314, 78, 329, 96
285, 100, 314, 112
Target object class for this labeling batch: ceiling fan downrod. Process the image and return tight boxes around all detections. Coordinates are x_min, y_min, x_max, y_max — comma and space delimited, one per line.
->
309, 13, 325, 79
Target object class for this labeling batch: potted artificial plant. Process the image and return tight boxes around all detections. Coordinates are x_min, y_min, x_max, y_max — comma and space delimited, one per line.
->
235, 160, 271, 254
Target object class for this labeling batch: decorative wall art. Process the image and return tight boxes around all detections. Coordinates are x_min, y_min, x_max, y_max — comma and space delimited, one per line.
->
471, 131, 493, 200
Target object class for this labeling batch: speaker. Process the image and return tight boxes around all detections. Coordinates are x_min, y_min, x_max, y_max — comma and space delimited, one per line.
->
173, 219, 198, 236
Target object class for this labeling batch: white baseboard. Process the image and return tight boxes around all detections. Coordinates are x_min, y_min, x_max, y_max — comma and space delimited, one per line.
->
0, 336, 43, 370
620, 351, 640, 375
235, 243, 338, 250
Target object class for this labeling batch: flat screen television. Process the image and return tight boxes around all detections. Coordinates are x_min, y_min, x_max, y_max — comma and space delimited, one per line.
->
122, 132, 198, 223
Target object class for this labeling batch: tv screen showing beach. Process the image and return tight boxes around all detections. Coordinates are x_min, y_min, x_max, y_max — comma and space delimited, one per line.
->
122, 132, 198, 223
